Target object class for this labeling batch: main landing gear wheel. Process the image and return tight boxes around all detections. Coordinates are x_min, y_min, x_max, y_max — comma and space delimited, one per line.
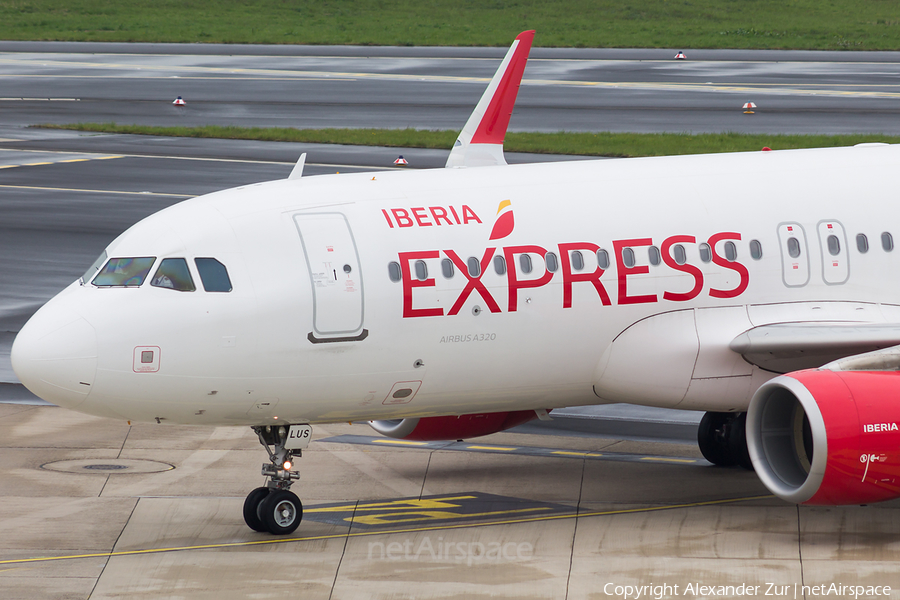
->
698, 411, 754, 471
728, 412, 754, 471
697, 412, 735, 467
244, 425, 307, 535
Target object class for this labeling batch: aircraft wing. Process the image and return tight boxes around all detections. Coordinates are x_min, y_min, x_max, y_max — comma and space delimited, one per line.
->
730, 322, 900, 373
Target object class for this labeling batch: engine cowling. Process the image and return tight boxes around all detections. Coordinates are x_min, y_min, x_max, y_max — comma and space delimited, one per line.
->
369, 410, 539, 441
747, 369, 900, 505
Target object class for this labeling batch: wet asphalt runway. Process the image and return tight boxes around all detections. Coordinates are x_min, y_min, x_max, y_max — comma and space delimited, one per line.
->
3, 42, 900, 134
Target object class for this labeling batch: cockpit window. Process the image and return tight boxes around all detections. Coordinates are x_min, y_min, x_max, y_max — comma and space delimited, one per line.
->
195, 258, 232, 292
92, 257, 155, 287
151, 258, 196, 292
81, 250, 108, 285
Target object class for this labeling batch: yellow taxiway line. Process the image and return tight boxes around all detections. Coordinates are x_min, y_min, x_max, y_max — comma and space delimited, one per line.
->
0, 494, 773, 566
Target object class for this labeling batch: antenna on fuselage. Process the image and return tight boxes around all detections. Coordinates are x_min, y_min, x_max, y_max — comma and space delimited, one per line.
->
445, 30, 535, 169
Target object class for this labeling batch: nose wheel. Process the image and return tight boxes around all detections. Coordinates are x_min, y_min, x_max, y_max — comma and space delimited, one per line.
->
244, 425, 307, 535
260, 489, 303, 535
242, 486, 271, 532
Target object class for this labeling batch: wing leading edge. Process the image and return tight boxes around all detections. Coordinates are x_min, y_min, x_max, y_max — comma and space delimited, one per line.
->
731, 323, 900, 373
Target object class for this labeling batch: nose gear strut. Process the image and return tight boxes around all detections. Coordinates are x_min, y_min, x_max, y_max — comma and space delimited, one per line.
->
243, 425, 306, 535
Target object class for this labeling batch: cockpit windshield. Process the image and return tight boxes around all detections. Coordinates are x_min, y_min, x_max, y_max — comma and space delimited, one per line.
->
81, 251, 108, 285
151, 258, 196, 291
91, 257, 156, 287
195, 258, 233, 292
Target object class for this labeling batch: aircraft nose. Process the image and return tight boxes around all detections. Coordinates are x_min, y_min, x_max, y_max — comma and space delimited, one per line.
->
11, 305, 98, 410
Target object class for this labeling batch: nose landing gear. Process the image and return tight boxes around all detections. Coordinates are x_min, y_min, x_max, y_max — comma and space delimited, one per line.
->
243, 425, 308, 535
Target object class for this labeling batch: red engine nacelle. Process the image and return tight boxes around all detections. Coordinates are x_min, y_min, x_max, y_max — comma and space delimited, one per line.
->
747, 369, 900, 505
369, 410, 540, 441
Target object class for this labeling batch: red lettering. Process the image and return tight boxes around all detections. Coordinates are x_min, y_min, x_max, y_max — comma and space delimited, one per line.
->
708, 232, 749, 298
411, 207, 432, 227
449, 206, 462, 225
381, 209, 394, 228
660, 235, 703, 302
444, 249, 501, 315
462, 205, 482, 224
504, 245, 554, 312
430, 206, 453, 226
558, 242, 611, 308
398, 251, 443, 318
391, 208, 413, 228
613, 239, 657, 305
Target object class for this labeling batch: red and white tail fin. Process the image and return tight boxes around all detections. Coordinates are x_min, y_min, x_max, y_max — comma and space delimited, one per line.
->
445, 30, 535, 168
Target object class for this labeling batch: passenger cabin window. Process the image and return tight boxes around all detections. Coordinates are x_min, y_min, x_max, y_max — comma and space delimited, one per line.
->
648, 246, 661, 266
388, 261, 401, 282
571, 251, 584, 271
882, 232, 894, 252
826, 235, 841, 256
467, 257, 481, 277
546, 252, 559, 273
82, 251, 108, 285
724, 241, 737, 262
519, 254, 533, 274
699, 243, 712, 263
749, 240, 762, 260
195, 258, 232, 292
414, 260, 428, 281
441, 258, 454, 279
92, 257, 156, 287
596, 249, 610, 270
674, 244, 687, 265
622, 247, 635, 268
494, 255, 506, 275
857, 234, 869, 253
151, 258, 195, 291
787, 237, 802, 258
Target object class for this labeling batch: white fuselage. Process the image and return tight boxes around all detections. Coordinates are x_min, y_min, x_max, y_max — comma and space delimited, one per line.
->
12, 144, 900, 426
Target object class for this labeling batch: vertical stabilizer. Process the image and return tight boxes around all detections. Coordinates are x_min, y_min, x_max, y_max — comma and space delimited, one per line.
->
445, 30, 535, 168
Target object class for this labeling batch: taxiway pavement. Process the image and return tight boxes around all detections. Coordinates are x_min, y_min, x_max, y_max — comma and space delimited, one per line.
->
4, 404, 899, 600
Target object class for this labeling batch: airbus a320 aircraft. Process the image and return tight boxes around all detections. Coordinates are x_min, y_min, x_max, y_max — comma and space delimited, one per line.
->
12, 32, 900, 536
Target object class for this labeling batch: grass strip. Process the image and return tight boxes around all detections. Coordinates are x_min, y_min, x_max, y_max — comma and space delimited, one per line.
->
2, 0, 900, 50
42, 123, 900, 158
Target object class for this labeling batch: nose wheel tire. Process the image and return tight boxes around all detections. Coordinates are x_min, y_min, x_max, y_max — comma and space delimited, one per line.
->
260, 489, 303, 535
243, 487, 271, 532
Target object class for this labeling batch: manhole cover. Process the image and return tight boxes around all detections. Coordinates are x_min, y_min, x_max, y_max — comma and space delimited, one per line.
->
41, 459, 175, 474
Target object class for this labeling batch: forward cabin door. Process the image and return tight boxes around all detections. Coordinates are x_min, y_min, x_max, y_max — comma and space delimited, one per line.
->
293, 212, 367, 343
